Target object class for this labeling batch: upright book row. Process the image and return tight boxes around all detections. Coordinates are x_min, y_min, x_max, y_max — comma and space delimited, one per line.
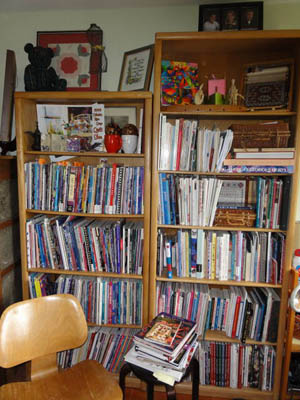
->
159, 174, 290, 229
29, 273, 142, 326
198, 341, 275, 391
25, 161, 144, 215
58, 327, 137, 373
26, 215, 144, 274
157, 229, 285, 284
156, 282, 280, 343
158, 115, 233, 172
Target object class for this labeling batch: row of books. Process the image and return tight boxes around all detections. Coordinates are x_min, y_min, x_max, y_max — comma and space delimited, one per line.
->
158, 174, 290, 230
29, 273, 142, 325
255, 176, 290, 229
26, 215, 144, 274
58, 327, 137, 373
156, 282, 280, 343
198, 341, 275, 391
157, 229, 285, 284
25, 161, 144, 215
125, 312, 198, 384
159, 174, 222, 226
221, 165, 294, 173
158, 115, 233, 172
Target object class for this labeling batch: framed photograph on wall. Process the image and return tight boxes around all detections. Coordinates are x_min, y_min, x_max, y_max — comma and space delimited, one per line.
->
37, 29, 103, 91
118, 45, 154, 91
199, 2, 263, 32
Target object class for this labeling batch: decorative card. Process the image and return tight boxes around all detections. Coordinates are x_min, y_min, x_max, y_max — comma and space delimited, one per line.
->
161, 61, 199, 106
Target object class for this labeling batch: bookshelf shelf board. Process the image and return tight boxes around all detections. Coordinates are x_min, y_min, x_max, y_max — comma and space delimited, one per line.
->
24, 151, 144, 158
203, 330, 278, 346
27, 268, 143, 280
157, 224, 286, 233
156, 276, 282, 288
158, 170, 291, 177
161, 105, 297, 117
87, 322, 141, 329
26, 209, 144, 219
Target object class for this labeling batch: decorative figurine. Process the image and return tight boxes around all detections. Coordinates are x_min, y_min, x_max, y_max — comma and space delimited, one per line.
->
228, 78, 244, 106
194, 83, 205, 105
26, 122, 42, 151
121, 124, 138, 153
24, 43, 67, 91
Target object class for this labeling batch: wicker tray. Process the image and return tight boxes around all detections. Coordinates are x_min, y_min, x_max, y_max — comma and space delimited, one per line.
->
214, 208, 256, 227
230, 122, 290, 149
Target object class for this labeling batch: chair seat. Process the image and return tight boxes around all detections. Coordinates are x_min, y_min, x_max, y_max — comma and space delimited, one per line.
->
0, 360, 122, 400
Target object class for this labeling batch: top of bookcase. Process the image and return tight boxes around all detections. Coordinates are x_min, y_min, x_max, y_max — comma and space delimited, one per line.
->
15, 91, 152, 104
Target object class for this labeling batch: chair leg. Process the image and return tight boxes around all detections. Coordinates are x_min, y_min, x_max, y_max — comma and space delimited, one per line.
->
119, 363, 133, 399
190, 358, 199, 400
147, 382, 154, 400
165, 384, 176, 400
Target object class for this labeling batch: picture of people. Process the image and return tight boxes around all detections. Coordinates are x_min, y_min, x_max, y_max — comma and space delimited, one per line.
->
198, 2, 263, 32
241, 7, 259, 30
222, 8, 239, 31
202, 8, 221, 32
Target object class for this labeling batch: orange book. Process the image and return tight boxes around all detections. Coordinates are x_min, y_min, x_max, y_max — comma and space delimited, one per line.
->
231, 293, 241, 338
223, 157, 294, 166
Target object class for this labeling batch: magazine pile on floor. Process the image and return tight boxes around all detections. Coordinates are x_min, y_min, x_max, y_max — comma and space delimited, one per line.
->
124, 312, 198, 385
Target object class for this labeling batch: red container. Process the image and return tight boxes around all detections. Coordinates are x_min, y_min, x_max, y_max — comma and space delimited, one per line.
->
104, 134, 122, 153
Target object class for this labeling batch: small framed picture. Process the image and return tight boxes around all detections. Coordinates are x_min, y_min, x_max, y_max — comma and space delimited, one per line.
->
201, 7, 221, 32
222, 7, 239, 31
240, 3, 263, 30
199, 2, 263, 32
118, 44, 154, 91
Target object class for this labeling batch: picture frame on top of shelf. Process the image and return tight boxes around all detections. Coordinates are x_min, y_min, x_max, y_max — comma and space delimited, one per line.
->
118, 45, 154, 91
37, 29, 103, 91
198, 2, 263, 32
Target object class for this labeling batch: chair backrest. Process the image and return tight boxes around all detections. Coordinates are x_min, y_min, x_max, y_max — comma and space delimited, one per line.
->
0, 294, 88, 369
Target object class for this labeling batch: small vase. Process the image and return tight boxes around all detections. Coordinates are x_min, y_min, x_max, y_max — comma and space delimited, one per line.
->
121, 134, 138, 153
104, 134, 122, 153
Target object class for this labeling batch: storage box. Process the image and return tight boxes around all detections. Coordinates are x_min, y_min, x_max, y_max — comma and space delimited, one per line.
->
214, 208, 256, 227
230, 122, 290, 149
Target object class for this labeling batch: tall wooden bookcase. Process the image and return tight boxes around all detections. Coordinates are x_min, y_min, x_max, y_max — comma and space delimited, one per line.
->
149, 31, 300, 399
15, 91, 152, 330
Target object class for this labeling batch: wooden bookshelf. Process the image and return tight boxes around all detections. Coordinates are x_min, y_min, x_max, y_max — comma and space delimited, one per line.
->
149, 30, 300, 399
15, 91, 152, 331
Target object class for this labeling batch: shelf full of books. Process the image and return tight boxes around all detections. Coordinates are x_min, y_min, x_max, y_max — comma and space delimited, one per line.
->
150, 31, 300, 399
16, 91, 152, 338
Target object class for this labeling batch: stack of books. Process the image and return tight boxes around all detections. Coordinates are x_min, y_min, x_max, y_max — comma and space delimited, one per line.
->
222, 147, 295, 173
124, 312, 198, 385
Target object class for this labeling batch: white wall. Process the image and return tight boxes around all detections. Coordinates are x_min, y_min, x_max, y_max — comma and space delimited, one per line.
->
0, 2, 299, 216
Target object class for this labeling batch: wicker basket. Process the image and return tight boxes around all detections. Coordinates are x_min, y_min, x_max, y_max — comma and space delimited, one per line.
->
214, 208, 256, 227
230, 122, 290, 149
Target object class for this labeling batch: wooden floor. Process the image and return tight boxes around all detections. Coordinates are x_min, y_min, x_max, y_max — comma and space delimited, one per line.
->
125, 388, 228, 400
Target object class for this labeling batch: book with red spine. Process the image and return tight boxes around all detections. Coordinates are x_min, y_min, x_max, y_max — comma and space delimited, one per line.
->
175, 118, 184, 171
231, 289, 242, 338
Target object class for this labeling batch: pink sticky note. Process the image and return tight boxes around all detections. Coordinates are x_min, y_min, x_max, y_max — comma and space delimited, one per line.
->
208, 79, 226, 96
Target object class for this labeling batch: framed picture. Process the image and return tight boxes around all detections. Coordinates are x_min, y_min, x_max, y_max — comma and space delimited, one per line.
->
104, 107, 137, 128
118, 45, 154, 91
37, 29, 103, 91
199, 2, 263, 32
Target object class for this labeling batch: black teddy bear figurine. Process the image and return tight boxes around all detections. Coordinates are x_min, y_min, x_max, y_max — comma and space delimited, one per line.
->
24, 43, 67, 91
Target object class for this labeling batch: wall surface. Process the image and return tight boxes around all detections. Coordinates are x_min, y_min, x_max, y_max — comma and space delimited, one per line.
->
0, 0, 299, 216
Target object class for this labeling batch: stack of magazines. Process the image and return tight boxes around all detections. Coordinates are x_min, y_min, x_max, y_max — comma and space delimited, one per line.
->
124, 312, 198, 385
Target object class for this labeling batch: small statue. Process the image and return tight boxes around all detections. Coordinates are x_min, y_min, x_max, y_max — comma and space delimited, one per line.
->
228, 78, 244, 106
194, 83, 205, 105
26, 122, 42, 151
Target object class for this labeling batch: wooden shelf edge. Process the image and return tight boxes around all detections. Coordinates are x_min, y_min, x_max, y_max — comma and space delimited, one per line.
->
27, 268, 143, 279
24, 151, 145, 158
158, 170, 292, 177
158, 224, 286, 233
203, 329, 277, 346
26, 209, 144, 218
156, 276, 282, 288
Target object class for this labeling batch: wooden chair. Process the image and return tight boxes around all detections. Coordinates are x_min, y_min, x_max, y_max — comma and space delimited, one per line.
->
0, 294, 123, 400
